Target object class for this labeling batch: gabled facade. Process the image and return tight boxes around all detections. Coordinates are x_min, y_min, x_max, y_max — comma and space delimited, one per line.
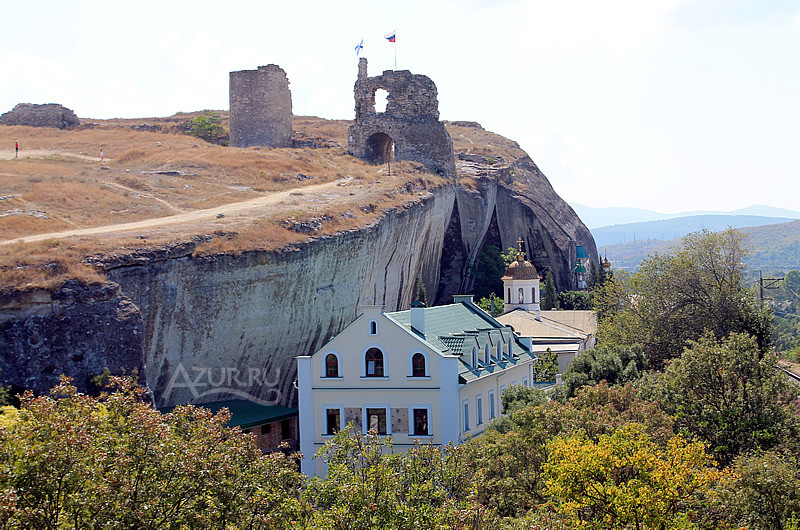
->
297, 295, 545, 476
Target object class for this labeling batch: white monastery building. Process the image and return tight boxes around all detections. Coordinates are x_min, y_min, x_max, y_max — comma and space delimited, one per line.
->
296, 294, 548, 476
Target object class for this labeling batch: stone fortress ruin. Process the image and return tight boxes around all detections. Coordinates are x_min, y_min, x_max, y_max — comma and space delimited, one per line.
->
347, 58, 456, 178
228, 59, 455, 178
229, 64, 293, 148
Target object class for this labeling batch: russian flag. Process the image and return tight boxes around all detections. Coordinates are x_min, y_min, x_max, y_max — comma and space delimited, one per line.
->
385, 31, 396, 43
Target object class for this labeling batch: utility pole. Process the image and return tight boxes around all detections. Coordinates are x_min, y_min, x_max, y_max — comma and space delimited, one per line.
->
756, 270, 783, 307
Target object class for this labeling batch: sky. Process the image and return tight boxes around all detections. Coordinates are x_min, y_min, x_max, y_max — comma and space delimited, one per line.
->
2, 0, 799, 213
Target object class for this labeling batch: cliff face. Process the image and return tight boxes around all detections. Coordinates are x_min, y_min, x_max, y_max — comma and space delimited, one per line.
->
0, 281, 144, 394
106, 190, 454, 407
0, 123, 597, 408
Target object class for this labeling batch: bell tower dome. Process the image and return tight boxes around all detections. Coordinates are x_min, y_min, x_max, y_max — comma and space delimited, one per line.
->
502, 238, 542, 319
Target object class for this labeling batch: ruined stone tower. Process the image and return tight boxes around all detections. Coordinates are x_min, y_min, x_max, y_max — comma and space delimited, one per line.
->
229, 64, 293, 148
348, 58, 456, 177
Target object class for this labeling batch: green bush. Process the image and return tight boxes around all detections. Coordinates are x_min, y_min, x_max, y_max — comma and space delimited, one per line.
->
185, 110, 229, 146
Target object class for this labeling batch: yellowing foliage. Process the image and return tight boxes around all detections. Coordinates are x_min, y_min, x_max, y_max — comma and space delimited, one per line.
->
543, 423, 728, 529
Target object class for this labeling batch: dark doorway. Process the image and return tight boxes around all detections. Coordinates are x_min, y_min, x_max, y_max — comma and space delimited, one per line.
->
365, 132, 394, 164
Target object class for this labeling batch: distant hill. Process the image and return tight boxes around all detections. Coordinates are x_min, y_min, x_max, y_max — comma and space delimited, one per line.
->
602, 220, 800, 274
570, 203, 800, 229
592, 215, 793, 248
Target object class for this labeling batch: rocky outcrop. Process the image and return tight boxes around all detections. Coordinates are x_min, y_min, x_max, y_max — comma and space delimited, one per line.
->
105, 190, 454, 407
0, 281, 144, 394
436, 149, 597, 300
0, 103, 80, 129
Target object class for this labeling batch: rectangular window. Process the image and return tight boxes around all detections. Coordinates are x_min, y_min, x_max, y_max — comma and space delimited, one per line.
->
477, 395, 483, 425
489, 391, 496, 419
261, 423, 271, 435
412, 408, 429, 436
281, 419, 292, 440
463, 400, 470, 431
523, 377, 529, 387
326, 409, 341, 435
366, 408, 387, 434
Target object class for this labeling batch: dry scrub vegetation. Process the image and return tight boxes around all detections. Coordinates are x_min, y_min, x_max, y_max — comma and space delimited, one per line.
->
0, 114, 447, 291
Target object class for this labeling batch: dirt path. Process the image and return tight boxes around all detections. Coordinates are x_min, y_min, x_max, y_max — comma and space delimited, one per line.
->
0, 149, 102, 162
1, 178, 351, 246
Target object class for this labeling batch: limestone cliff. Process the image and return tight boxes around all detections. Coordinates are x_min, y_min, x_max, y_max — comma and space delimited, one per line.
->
105, 190, 454, 407
0, 280, 144, 394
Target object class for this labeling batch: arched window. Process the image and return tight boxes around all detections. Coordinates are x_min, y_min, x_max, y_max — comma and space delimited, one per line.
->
518, 287, 524, 304
472, 347, 478, 368
484, 344, 490, 364
412, 353, 426, 377
507, 288, 511, 303
369, 320, 378, 335
325, 353, 339, 377
365, 348, 384, 377
496, 342, 501, 360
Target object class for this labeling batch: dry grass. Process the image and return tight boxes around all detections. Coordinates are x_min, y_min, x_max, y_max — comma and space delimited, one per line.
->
0, 114, 449, 292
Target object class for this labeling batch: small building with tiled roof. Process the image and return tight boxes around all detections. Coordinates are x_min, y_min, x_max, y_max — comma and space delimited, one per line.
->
296, 295, 548, 476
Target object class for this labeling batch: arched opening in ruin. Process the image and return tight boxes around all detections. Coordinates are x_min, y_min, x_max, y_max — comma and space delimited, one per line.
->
374, 89, 389, 113
364, 132, 395, 164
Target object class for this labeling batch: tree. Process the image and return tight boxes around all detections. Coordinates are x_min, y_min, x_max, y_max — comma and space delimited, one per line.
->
542, 271, 559, 310
654, 332, 800, 466
532, 348, 558, 382
558, 343, 646, 399
598, 228, 772, 368
557, 290, 593, 310
414, 273, 427, 305
501, 384, 548, 414
0, 377, 307, 528
306, 425, 495, 528
186, 110, 229, 146
476, 294, 503, 316
544, 423, 723, 529
469, 246, 519, 301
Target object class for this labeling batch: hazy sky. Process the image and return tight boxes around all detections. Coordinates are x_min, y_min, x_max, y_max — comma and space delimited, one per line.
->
2, 0, 798, 213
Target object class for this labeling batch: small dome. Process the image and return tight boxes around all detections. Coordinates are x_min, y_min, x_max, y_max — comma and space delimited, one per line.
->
502, 255, 540, 280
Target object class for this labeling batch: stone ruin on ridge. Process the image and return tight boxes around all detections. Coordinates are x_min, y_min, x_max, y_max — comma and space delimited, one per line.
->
347, 58, 456, 178
0, 103, 80, 129
229, 64, 293, 148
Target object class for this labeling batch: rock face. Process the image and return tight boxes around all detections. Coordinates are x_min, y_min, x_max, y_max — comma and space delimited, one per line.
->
0, 103, 80, 129
0, 281, 144, 394
229, 64, 293, 148
437, 151, 597, 300
348, 58, 456, 178
106, 191, 454, 407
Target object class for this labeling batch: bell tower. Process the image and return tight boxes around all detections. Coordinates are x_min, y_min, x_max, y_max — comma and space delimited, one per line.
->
501, 238, 542, 319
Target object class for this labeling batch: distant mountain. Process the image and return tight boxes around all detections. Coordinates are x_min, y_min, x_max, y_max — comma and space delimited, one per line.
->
602, 220, 800, 274
592, 215, 793, 248
570, 203, 800, 230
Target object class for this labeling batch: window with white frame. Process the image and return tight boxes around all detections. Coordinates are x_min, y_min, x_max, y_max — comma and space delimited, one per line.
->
477, 395, 483, 425
489, 390, 496, 419
369, 320, 378, 335
325, 353, 339, 378
495, 342, 501, 360
484, 344, 490, 364
363, 405, 390, 435
463, 399, 470, 431
409, 405, 431, 436
411, 352, 426, 377
523, 377, 529, 387
365, 347, 384, 377
472, 347, 478, 368
324, 406, 344, 435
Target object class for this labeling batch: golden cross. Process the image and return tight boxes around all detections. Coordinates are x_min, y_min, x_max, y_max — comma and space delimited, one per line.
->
516, 237, 524, 253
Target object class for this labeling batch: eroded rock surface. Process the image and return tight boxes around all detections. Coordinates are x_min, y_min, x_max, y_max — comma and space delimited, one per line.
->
0, 281, 144, 394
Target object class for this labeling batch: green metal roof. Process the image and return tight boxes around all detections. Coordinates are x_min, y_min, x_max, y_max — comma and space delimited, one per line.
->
159, 399, 298, 430
575, 244, 589, 260
573, 262, 587, 273
387, 301, 537, 380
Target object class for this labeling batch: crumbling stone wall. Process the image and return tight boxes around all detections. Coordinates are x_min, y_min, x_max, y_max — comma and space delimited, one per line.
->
0, 103, 80, 129
348, 58, 456, 177
229, 64, 293, 148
